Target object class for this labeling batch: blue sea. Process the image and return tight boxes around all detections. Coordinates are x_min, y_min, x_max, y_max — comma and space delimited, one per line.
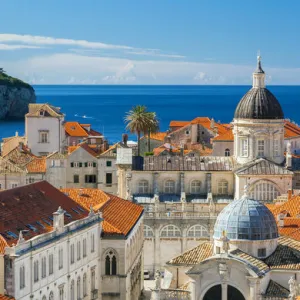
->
0, 85, 299, 144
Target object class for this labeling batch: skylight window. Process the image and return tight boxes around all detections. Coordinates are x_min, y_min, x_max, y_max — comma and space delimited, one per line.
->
36, 221, 45, 229
65, 212, 72, 219
77, 206, 85, 212
72, 208, 80, 214
26, 224, 38, 232
6, 231, 18, 239
42, 218, 51, 226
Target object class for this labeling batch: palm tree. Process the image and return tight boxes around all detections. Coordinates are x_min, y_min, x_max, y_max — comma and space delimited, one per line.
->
125, 105, 153, 156
146, 112, 160, 152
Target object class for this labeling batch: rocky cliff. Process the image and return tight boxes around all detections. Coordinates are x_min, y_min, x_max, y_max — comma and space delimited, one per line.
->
0, 72, 36, 120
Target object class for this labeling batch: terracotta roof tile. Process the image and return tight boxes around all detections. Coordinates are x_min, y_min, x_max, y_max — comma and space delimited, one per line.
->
264, 236, 300, 270
65, 122, 88, 137
0, 295, 15, 300
27, 104, 63, 117
169, 121, 190, 128
0, 181, 89, 253
263, 280, 290, 298
167, 242, 213, 265
230, 249, 269, 274
68, 143, 98, 157
149, 132, 167, 141
26, 157, 46, 173
284, 121, 300, 138
60, 189, 144, 237
3, 145, 35, 168
271, 195, 300, 218
46, 152, 67, 159
212, 130, 234, 141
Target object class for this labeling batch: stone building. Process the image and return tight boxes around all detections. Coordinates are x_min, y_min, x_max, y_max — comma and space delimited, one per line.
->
163, 187, 300, 300
116, 56, 300, 273
0, 181, 144, 300
25, 104, 66, 156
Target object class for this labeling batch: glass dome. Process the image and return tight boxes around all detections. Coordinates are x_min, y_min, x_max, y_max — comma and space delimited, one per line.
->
213, 197, 278, 241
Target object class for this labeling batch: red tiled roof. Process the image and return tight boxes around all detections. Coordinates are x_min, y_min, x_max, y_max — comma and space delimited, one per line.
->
26, 157, 46, 173
212, 130, 234, 141
61, 188, 144, 237
169, 121, 190, 127
0, 181, 89, 253
0, 295, 15, 300
149, 132, 167, 141
68, 143, 98, 157
65, 122, 89, 137
284, 121, 300, 138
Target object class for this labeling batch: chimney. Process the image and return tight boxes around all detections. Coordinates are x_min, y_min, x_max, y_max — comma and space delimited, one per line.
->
15, 131, 18, 137
180, 142, 184, 156
122, 134, 128, 147
288, 189, 293, 201
53, 206, 65, 232
286, 142, 292, 169
79, 188, 84, 196
277, 213, 285, 227
18, 142, 23, 152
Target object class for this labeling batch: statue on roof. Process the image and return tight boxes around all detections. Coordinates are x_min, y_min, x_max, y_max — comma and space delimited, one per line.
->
288, 276, 296, 298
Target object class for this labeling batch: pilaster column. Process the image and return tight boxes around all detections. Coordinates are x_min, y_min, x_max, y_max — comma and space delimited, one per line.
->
206, 173, 212, 194
247, 277, 260, 300
189, 280, 196, 300
153, 223, 161, 272
125, 172, 132, 201
221, 283, 227, 300
153, 172, 159, 200
180, 172, 186, 202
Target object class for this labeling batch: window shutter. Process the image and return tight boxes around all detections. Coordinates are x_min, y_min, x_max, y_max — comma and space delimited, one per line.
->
84, 162, 88, 167
71, 162, 74, 168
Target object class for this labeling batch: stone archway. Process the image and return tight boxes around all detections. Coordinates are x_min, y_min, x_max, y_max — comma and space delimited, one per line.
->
203, 284, 245, 300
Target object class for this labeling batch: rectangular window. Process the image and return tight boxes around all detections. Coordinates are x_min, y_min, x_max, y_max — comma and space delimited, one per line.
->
70, 162, 74, 168
59, 248, 63, 270
88, 162, 93, 167
74, 175, 79, 183
83, 238, 87, 258
11, 183, 18, 188
93, 162, 97, 168
106, 161, 112, 167
85, 175, 97, 183
106, 173, 112, 185
74, 162, 79, 168
274, 140, 280, 157
216, 247, 220, 254
39, 131, 49, 143
77, 241, 81, 260
79, 162, 83, 168
257, 139, 265, 157
71, 244, 75, 264
257, 248, 266, 257
84, 162, 88, 167
240, 138, 248, 157
91, 234, 95, 253
49, 254, 54, 275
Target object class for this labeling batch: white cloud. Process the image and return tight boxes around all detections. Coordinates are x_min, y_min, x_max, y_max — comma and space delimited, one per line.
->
127, 50, 186, 59
0, 34, 133, 50
0, 43, 43, 50
2, 52, 300, 85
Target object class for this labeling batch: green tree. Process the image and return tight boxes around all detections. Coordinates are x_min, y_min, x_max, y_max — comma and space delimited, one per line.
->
146, 112, 160, 152
125, 105, 158, 156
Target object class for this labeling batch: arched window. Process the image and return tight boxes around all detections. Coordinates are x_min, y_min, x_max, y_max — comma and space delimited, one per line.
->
91, 268, 96, 291
138, 180, 149, 194
187, 225, 209, 238
34, 260, 39, 282
70, 280, 75, 300
70, 244, 75, 264
225, 148, 230, 157
250, 181, 280, 202
83, 273, 87, 296
77, 277, 81, 300
190, 180, 201, 194
218, 180, 228, 195
164, 180, 175, 193
49, 292, 54, 300
160, 225, 181, 237
19, 265, 25, 289
59, 286, 64, 300
105, 250, 117, 275
144, 225, 154, 238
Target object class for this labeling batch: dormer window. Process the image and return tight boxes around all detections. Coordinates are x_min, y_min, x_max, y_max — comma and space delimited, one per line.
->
40, 110, 45, 116
257, 248, 266, 257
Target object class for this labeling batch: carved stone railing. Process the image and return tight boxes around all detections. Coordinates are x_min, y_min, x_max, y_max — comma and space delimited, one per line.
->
144, 211, 218, 219
160, 289, 191, 300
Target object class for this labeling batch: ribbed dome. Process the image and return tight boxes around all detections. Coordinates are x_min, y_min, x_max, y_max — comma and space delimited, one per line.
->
213, 197, 278, 241
234, 88, 284, 120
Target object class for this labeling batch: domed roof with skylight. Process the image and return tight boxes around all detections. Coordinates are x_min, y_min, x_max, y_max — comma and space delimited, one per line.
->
213, 186, 278, 241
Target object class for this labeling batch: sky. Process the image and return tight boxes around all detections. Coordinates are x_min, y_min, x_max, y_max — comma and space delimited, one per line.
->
1, 0, 300, 85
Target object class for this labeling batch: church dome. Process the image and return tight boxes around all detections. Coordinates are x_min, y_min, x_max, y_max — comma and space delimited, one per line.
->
234, 88, 284, 119
234, 56, 284, 120
213, 195, 278, 241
